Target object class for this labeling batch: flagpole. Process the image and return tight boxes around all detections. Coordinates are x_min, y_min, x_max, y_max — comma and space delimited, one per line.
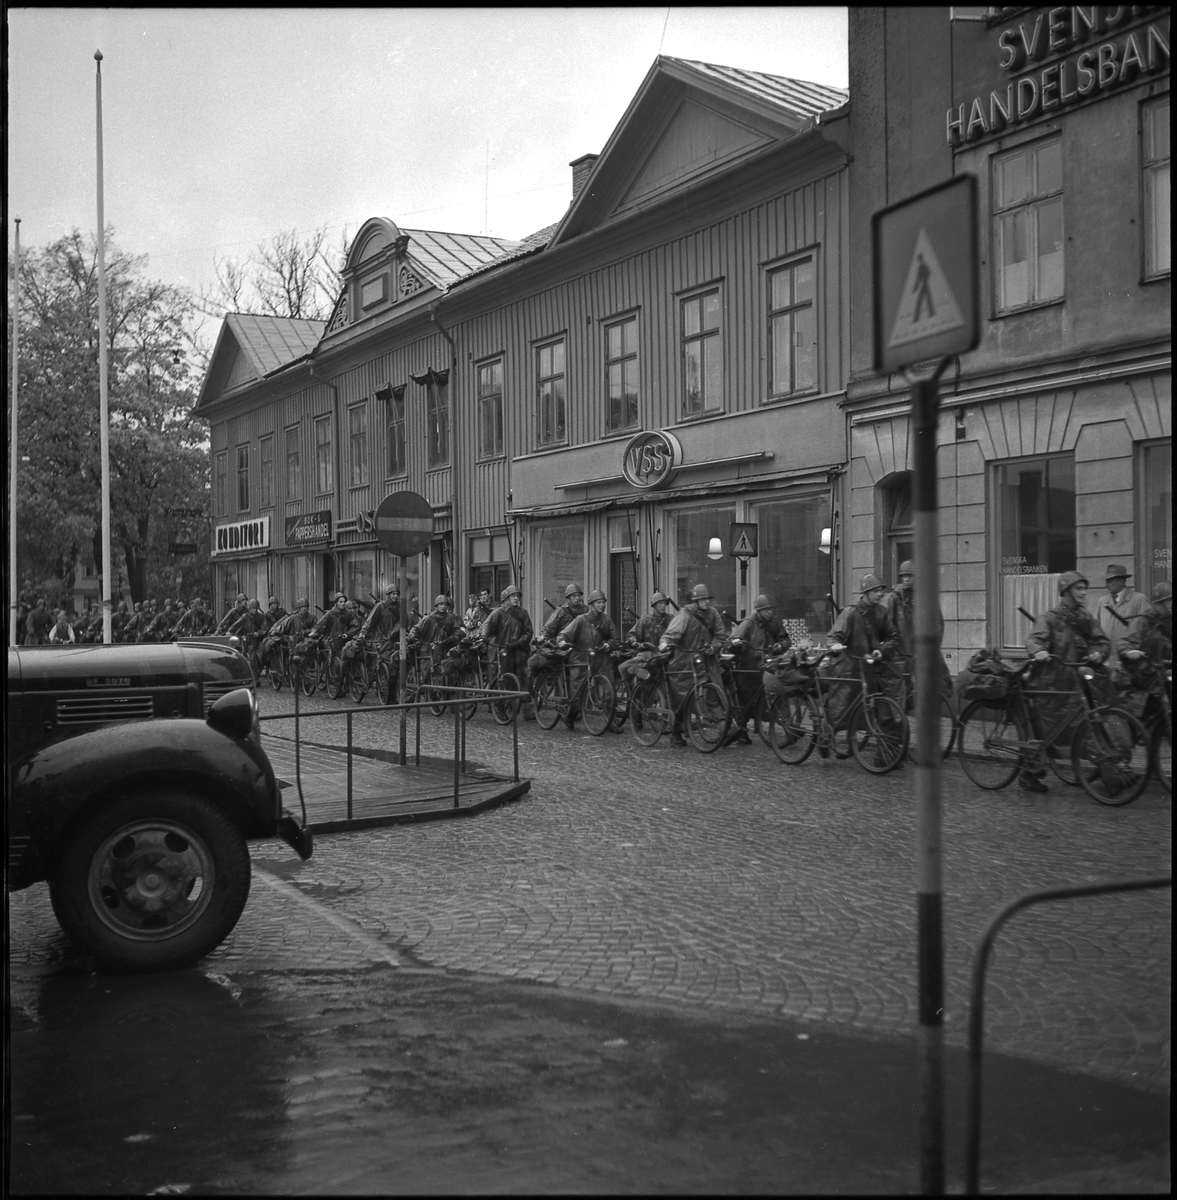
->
9, 218, 20, 647
96, 50, 113, 643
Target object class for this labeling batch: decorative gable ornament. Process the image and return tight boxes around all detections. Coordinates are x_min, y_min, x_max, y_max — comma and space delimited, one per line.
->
398, 264, 424, 298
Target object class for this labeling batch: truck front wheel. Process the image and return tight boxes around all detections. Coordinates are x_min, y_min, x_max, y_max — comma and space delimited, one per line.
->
49, 791, 251, 973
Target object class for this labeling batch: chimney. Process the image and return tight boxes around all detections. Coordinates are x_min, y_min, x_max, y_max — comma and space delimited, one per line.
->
570, 153, 599, 200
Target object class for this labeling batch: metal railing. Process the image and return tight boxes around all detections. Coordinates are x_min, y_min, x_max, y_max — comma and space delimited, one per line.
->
258, 678, 528, 821
965, 874, 1172, 1195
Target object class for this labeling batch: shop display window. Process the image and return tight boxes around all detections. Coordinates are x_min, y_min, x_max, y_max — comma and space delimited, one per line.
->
674, 506, 736, 623
347, 556, 375, 606
1142, 441, 1172, 591
535, 520, 583, 612
753, 493, 832, 640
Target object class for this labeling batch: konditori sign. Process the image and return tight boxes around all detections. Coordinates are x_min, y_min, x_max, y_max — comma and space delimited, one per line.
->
213, 515, 271, 556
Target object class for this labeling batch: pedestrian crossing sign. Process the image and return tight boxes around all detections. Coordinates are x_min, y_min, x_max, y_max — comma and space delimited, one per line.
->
729, 523, 758, 559
873, 174, 978, 373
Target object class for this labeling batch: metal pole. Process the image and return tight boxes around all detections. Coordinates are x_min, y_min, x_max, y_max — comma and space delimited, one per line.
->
95, 51, 113, 644
9, 218, 20, 648
453, 699, 461, 809
912, 365, 947, 1195
398, 555, 408, 765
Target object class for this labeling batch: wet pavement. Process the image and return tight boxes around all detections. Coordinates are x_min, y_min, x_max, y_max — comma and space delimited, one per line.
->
7, 691, 1172, 1193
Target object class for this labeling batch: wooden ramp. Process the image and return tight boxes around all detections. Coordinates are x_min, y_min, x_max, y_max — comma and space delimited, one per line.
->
263, 735, 530, 833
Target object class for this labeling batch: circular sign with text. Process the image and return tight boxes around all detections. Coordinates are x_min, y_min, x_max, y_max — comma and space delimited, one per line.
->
373, 490, 434, 558
621, 430, 683, 490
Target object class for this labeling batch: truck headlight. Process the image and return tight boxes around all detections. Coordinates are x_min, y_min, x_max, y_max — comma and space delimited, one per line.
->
207, 687, 257, 739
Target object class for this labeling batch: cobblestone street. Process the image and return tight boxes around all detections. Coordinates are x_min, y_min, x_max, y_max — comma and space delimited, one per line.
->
248, 690, 1171, 1095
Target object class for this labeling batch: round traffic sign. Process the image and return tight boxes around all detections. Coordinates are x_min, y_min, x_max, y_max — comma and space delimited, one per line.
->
373, 490, 434, 557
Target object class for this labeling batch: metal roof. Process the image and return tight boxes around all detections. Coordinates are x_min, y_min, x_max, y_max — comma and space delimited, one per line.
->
227, 313, 325, 378
665, 57, 848, 121
450, 221, 561, 288
400, 229, 522, 289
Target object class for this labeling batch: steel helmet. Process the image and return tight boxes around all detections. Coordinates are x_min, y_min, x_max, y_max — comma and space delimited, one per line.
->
587, 588, 606, 604
564, 583, 584, 598
268, 596, 279, 606
434, 594, 450, 606
334, 591, 348, 603
690, 584, 712, 601
296, 597, 309, 608
651, 591, 670, 605
1150, 581, 1172, 602
384, 583, 400, 596
236, 592, 247, 602
898, 560, 915, 576
501, 584, 521, 601
859, 574, 884, 593
1057, 570, 1088, 595
247, 599, 261, 609
754, 594, 774, 611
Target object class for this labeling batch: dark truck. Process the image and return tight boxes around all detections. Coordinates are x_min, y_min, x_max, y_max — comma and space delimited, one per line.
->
7, 640, 312, 971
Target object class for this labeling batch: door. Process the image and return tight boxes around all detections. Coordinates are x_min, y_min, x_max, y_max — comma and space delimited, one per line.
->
610, 553, 637, 635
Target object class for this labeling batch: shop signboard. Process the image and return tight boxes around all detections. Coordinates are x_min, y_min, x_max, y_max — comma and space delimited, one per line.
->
168, 543, 198, 556
284, 510, 332, 547
621, 430, 682, 490
213, 515, 271, 556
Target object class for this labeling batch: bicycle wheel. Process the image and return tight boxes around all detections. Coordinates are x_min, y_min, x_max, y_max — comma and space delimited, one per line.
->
1072, 708, 1151, 806
315, 650, 332, 695
629, 679, 671, 746
610, 676, 630, 732
459, 667, 482, 721
402, 659, 420, 705
905, 692, 957, 762
767, 693, 816, 765
583, 674, 615, 736
248, 646, 262, 688
849, 695, 909, 774
327, 655, 346, 700
754, 693, 775, 748
269, 645, 285, 691
300, 653, 319, 697
1152, 706, 1172, 794
686, 681, 730, 754
534, 673, 563, 730
376, 661, 394, 706
428, 667, 448, 717
958, 701, 1022, 789
349, 659, 369, 704
491, 672, 521, 725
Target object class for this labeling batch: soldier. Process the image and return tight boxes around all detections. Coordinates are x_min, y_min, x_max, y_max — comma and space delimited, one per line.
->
881, 559, 952, 705
727, 594, 790, 745
308, 592, 360, 662
144, 598, 178, 643
659, 584, 726, 747
628, 591, 673, 650
530, 583, 588, 678
18, 579, 37, 631
216, 593, 249, 635
409, 594, 461, 675
360, 584, 401, 644
1119, 581, 1172, 718
1022, 571, 1112, 793
229, 597, 268, 646
111, 600, 131, 642
1094, 563, 1150, 658
122, 601, 146, 643
557, 588, 618, 730
481, 584, 536, 720
25, 597, 51, 645
270, 597, 315, 643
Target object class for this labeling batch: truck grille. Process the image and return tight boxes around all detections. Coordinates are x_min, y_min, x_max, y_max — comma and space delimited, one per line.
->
203, 680, 252, 715
56, 695, 155, 725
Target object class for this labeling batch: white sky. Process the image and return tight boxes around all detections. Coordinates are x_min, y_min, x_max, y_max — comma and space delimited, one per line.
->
8, 7, 847, 299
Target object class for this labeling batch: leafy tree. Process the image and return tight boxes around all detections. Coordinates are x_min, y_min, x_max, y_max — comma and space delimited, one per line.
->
7, 228, 211, 608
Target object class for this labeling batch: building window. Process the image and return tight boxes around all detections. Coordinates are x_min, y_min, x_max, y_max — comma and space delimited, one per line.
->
477, 358, 504, 459
882, 473, 913, 587
236, 444, 250, 512
426, 374, 450, 468
385, 387, 406, 477
993, 136, 1063, 312
754, 493, 832, 639
536, 339, 566, 447
674, 506, 737, 624
470, 532, 512, 600
314, 415, 333, 496
604, 316, 639, 433
535, 520, 582, 613
994, 454, 1075, 649
285, 426, 301, 499
768, 256, 818, 398
681, 288, 722, 416
1141, 441, 1172, 592
348, 403, 369, 487
215, 451, 227, 517
1143, 96, 1170, 279
259, 435, 274, 508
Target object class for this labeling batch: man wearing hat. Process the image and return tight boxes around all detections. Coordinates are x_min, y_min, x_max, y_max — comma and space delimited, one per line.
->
482, 585, 536, 720
659, 584, 727, 746
726, 594, 790, 746
819, 575, 902, 733
529, 583, 588, 680
882, 560, 953, 706
1094, 563, 1150, 657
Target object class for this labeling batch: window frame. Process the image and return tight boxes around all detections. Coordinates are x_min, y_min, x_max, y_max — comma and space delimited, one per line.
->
236, 443, 250, 513
1142, 94, 1171, 281
476, 356, 505, 460
284, 425, 301, 500
259, 434, 274, 509
535, 336, 567, 449
215, 450, 228, 517
426, 376, 450, 470
314, 414, 333, 497
385, 387, 407, 479
603, 313, 640, 436
766, 253, 819, 401
991, 134, 1065, 316
679, 285, 724, 419
348, 401, 369, 488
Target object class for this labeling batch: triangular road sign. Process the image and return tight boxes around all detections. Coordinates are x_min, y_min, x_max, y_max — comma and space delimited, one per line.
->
888, 228, 965, 350
732, 530, 755, 556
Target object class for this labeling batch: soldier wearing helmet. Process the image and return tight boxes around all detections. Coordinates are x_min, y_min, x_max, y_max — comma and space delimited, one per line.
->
628, 591, 673, 650
726, 594, 791, 745
881, 560, 951, 706
481, 584, 536, 720
530, 583, 589, 682
659, 584, 727, 746
1119, 580, 1172, 707
557, 589, 619, 730
409, 594, 461, 672
360, 582, 402, 645
215, 592, 249, 634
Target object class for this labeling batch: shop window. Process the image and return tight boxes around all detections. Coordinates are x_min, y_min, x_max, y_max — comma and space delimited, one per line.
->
754, 494, 833, 639
535, 520, 583, 611
348, 403, 369, 487
536, 339, 566, 448
995, 454, 1076, 649
383, 386, 406, 478
314, 415, 333, 496
347, 555, 375, 605
674, 506, 737, 626
236, 444, 250, 512
1143, 96, 1170, 279
882, 473, 914, 587
285, 426, 301, 500
681, 288, 722, 417
470, 532, 512, 600
767, 256, 818, 398
993, 136, 1063, 313
1141, 441, 1172, 591
215, 451, 227, 516
477, 358, 504, 459
259, 435, 274, 509
604, 316, 639, 433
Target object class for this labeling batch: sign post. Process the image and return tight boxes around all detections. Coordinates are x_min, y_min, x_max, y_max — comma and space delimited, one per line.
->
729, 522, 758, 617
873, 174, 979, 1195
373, 491, 434, 764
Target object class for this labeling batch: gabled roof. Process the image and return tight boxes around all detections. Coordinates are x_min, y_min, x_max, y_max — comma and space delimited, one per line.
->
663, 58, 848, 122
400, 228, 522, 290
194, 312, 325, 413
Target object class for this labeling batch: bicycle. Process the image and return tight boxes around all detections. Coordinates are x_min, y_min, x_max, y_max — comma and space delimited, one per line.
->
665, 644, 731, 754
481, 643, 524, 725
895, 663, 959, 762
533, 639, 614, 735
375, 640, 402, 706
1119, 652, 1172, 795
402, 641, 452, 717
626, 649, 674, 746
957, 653, 1151, 806
343, 635, 384, 703
295, 636, 331, 698
767, 648, 909, 774
719, 638, 790, 747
